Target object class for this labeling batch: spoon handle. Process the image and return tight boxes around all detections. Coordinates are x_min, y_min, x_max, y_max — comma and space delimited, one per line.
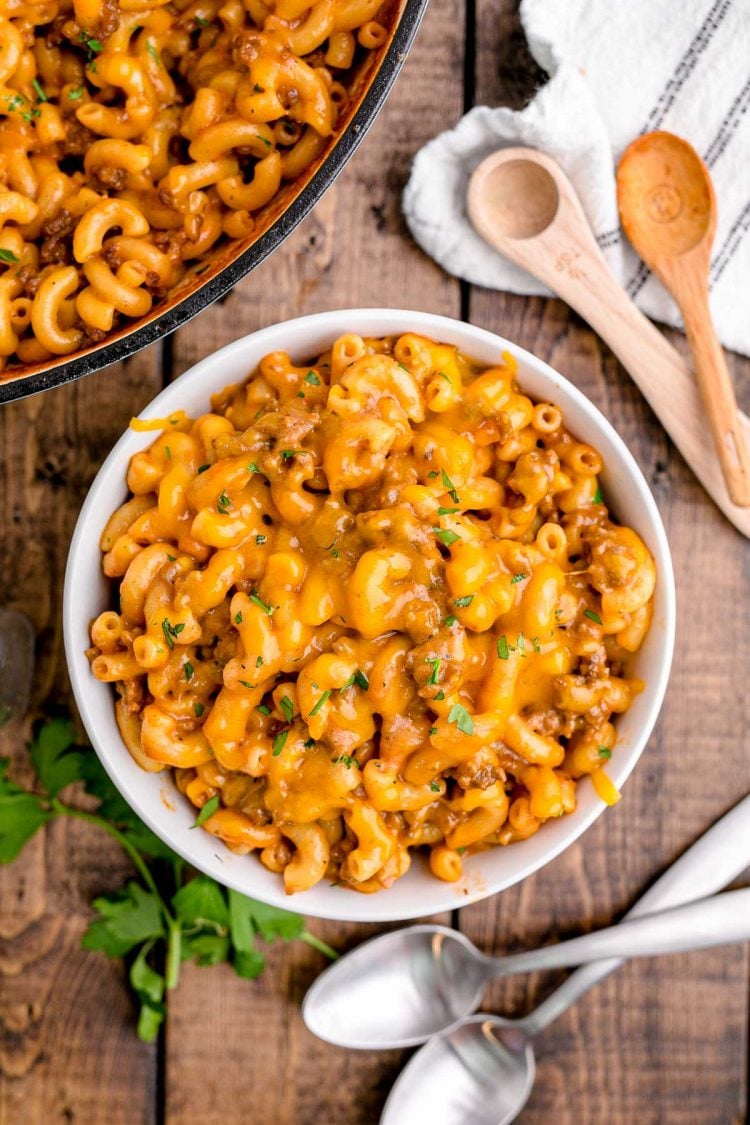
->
676, 276, 750, 507
518, 793, 750, 1035
497, 887, 750, 979
526, 235, 750, 536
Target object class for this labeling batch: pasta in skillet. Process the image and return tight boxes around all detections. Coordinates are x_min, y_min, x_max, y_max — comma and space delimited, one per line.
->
0, 0, 394, 374
88, 332, 656, 894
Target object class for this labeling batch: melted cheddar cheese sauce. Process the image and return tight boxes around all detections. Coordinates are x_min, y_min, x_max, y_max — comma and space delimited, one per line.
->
89, 331, 656, 893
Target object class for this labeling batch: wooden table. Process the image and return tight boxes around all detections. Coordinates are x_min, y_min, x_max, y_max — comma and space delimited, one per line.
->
2, 3, 749, 1121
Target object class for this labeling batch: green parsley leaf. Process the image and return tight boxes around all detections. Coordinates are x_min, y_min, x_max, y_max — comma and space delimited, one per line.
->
164, 445, 172, 460
255, 656, 263, 668
238, 680, 255, 690
531, 637, 541, 653
427, 470, 439, 478
598, 747, 612, 759
255, 534, 266, 546
0, 248, 19, 263
183, 661, 194, 681
234, 611, 243, 624
305, 370, 320, 385
584, 608, 602, 625
511, 572, 528, 584
31, 78, 47, 102
437, 371, 451, 383
147, 41, 160, 64
173, 875, 228, 931
195, 15, 210, 25
0, 759, 52, 863
279, 695, 294, 722
161, 618, 184, 650
497, 635, 510, 660
593, 484, 603, 504
429, 726, 438, 735
425, 657, 441, 685
249, 591, 274, 615
332, 754, 359, 768
433, 527, 461, 547
191, 794, 219, 827
216, 491, 231, 514
198, 463, 210, 473
430, 781, 440, 792
447, 704, 474, 735
194, 702, 205, 717
309, 689, 331, 717
29, 717, 84, 798
434, 690, 445, 701
454, 595, 474, 608
256, 704, 271, 716
441, 469, 460, 504
339, 668, 369, 692
67, 86, 84, 100
272, 730, 288, 756
443, 614, 458, 627
82, 883, 164, 958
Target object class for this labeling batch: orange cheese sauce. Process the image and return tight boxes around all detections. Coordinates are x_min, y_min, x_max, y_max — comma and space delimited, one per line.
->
88, 331, 656, 893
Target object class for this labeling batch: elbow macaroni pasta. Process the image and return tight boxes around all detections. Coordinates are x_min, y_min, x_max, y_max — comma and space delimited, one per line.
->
0, 0, 395, 375
88, 332, 656, 894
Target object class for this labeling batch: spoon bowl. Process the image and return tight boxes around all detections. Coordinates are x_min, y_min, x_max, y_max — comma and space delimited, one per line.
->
470, 156, 560, 240
616, 131, 713, 260
301, 925, 489, 1049
380, 1015, 535, 1125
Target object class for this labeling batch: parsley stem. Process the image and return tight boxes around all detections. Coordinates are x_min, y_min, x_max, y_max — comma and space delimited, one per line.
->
300, 930, 338, 960
166, 921, 182, 990
51, 799, 176, 927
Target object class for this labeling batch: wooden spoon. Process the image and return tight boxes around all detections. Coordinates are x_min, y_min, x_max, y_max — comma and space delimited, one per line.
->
466, 146, 750, 536
617, 131, 750, 507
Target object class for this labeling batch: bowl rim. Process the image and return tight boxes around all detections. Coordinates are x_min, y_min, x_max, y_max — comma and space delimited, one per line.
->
0, 0, 428, 406
63, 308, 676, 922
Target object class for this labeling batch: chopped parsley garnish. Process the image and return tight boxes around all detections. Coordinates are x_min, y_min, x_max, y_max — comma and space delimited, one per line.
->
309, 690, 331, 716
195, 15, 210, 25
303, 738, 315, 749
447, 703, 474, 735
272, 730, 288, 757
434, 690, 445, 701
80, 32, 102, 63
161, 619, 185, 649
183, 661, 194, 681
437, 507, 459, 515
279, 696, 294, 722
147, 41, 161, 64
429, 726, 438, 735
305, 370, 320, 385
255, 534, 266, 546
425, 657, 441, 685
584, 609, 602, 624
280, 449, 303, 460
31, 79, 47, 102
164, 446, 171, 460
216, 492, 231, 514
511, 572, 528, 584
531, 637, 541, 653
246, 462, 259, 474
430, 781, 441, 792
249, 591, 274, 615
427, 470, 439, 479
598, 747, 612, 759
255, 656, 263, 668
256, 704, 271, 716
234, 612, 243, 624
0, 249, 19, 264
456, 846, 467, 855
339, 669, 369, 692
238, 680, 255, 690
198, 463, 210, 473
443, 614, 458, 627
433, 527, 461, 547
497, 635, 510, 660
441, 469, 460, 504
437, 371, 451, 383
191, 794, 219, 827
194, 702, 204, 717
332, 754, 359, 768
454, 595, 473, 608
594, 484, 603, 504
68, 87, 84, 100
253, 83, 263, 93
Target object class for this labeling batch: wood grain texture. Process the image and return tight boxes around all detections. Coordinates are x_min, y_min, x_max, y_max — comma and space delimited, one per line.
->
0, 347, 163, 1125
1, 1, 749, 1123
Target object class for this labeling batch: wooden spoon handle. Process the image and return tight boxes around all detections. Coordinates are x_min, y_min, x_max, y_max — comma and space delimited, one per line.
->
520, 238, 750, 537
676, 281, 750, 507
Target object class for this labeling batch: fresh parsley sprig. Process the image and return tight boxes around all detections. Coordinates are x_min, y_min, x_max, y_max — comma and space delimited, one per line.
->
0, 718, 337, 1042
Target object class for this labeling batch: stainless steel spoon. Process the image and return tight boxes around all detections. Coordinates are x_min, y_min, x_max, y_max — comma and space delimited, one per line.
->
302, 794, 750, 1050
380, 889, 750, 1124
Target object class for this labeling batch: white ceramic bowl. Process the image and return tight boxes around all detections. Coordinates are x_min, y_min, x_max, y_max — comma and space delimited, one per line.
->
64, 309, 676, 923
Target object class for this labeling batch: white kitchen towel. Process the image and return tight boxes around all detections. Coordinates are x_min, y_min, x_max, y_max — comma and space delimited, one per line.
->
403, 0, 750, 357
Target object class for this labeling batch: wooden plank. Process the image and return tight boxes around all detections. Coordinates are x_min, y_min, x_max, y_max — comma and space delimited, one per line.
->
0, 345, 163, 1125
163, 1, 464, 1121
463, 4, 750, 1121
